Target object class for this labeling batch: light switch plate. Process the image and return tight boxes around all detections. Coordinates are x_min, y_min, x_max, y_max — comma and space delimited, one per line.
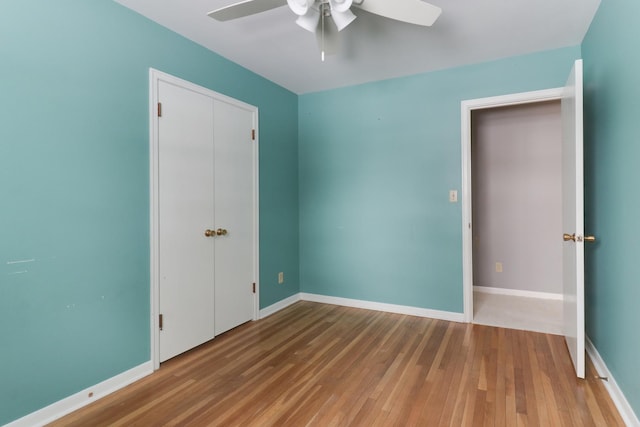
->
449, 190, 458, 203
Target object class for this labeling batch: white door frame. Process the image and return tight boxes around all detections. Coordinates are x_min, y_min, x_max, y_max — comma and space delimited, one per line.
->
461, 87, 563, 323
149, 68, 260, 369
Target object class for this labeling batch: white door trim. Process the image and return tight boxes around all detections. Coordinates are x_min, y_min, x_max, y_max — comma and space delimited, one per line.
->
149, 68, 260, 370
460, 87, 563, 323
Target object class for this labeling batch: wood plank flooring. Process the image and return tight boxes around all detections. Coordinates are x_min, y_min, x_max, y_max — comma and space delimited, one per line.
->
50, 301, 624, 426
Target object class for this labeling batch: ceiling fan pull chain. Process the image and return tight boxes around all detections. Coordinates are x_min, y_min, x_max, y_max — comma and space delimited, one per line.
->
321, 4, 325, 61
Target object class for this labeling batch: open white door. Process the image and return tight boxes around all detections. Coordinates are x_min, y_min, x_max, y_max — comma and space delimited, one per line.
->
561, 59, 585, 378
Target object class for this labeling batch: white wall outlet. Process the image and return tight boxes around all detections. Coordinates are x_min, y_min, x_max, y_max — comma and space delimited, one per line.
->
278, 272, 284, 284
495, 262, 503, 273
449, 190, 458, 203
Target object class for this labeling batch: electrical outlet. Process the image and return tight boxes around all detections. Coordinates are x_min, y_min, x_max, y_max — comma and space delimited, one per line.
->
449, 190, 458, 203
278, 272, 284, 284
495, 262, 503, 273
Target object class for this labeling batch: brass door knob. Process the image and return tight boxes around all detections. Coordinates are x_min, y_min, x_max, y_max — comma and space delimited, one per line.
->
216, 228, 228, 236
204, 229, 215, 237
563, 233, 596, 243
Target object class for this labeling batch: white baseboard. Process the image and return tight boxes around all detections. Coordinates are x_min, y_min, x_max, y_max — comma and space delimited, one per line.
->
300, 293, 465, 323
474, 285, 563, 301
7, 361, 153, 427
586, 337, 640, 427
259, 293, 302, 319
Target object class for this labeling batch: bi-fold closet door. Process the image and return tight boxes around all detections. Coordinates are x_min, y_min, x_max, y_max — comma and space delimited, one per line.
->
155, 75, 257, 363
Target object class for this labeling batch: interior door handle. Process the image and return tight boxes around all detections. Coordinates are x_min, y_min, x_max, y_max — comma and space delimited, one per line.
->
216, 228, 228, 236
563, 233, 596, 243
204, 229, 216, 237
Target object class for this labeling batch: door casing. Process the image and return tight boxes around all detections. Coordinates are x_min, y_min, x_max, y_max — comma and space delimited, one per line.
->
460, 87, 564, 323
149, 68, 260, 370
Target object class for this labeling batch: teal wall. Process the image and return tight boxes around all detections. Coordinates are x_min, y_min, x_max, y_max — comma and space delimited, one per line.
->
582, 1, 640, 416
298, 46, 581, 312
0, 1, 298, 424
6, 0, 631, 424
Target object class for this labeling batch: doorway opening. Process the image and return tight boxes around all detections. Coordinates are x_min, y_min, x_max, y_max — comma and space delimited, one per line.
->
461, 88, 564, 334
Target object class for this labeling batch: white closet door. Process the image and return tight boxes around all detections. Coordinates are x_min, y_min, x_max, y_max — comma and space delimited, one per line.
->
158, 80, 216, 362
213, 99, 255, 335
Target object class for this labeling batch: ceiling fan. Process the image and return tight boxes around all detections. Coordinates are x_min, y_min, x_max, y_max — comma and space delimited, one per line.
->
208, 0, 442, 61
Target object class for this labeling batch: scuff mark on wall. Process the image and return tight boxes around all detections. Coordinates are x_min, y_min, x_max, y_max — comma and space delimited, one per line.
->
7, 258, 36, 265
5, 258, 36, 276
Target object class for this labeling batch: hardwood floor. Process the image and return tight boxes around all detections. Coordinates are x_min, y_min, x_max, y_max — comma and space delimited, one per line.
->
50, 301, 624, 426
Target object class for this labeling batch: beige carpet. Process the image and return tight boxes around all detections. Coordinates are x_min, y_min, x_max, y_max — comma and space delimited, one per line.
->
473, 291, 563, 335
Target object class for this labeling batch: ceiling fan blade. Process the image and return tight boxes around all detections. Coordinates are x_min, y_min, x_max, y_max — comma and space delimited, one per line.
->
353, 0, 441, 26
208, 0, 287, 21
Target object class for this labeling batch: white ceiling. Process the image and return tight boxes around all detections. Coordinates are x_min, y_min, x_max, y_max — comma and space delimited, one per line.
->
114, 0, 600, 94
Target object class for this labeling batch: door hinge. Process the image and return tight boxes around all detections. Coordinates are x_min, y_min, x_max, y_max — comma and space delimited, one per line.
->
159, 314, 164, 331
157, 102, 162, 117
252, 282, 256, 294
251, 129, 255, 140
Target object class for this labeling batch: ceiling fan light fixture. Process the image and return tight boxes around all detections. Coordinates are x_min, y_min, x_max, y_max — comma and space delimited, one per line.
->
287, 0, 315, 16
331, 8, 356, 31
295, 7, 320, 32
328, 0, 352, 13
210, 0, 442, 63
